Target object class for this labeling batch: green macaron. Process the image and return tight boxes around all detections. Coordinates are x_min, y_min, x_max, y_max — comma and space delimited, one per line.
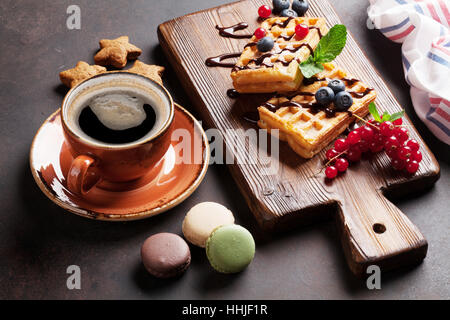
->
206, 224, 255, 274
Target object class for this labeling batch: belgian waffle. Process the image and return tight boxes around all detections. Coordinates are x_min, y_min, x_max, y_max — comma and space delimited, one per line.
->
258, 63, 377, 158
231, 17, 328, 93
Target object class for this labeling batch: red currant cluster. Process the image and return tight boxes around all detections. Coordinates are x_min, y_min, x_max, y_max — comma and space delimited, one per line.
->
324, 118, 422, 179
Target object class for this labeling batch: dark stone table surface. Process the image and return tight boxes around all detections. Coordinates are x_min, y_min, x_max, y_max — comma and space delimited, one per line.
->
0, 0, 448, 299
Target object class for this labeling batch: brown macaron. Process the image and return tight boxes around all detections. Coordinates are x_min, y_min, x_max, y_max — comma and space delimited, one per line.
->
141, 233, 191, 278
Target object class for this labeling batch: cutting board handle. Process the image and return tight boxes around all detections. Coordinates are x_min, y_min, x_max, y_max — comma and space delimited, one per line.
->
336, 186, 428, 277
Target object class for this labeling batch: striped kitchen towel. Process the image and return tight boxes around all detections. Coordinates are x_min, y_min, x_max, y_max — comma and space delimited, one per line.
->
368, 0, 450, 145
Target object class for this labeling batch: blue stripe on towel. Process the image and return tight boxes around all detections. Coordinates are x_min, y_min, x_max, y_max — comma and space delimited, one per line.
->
401, 53, 412, 85
402, 53, 411, 70
379, 17, 410, 33
426, 108, 450, 136
414, 4, 424, 15
427, 52, 450, 69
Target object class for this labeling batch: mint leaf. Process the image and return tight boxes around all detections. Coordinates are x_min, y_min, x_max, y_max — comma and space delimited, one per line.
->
369, 102, 381, 122
299, 24, 348, 78
302, 54, 314, 66
389, 111, 405, 122
314, 24, 347, 63
368, 103, 405, 123
300, 61, 324, 78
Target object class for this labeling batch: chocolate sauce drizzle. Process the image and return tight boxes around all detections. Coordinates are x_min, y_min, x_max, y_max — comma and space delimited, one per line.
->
263, 100, 338, 118
207, 20, 323, 71
244, 42, 257, 49
215, 23, 253, 39
244, 82, 371, 123
242, 111, 259, 124
280, 34, 295, 41
232, 43, 314, 71
342, 78, 360, 86
349, 87, 374, 98
270, 17, 294, 30
232, 20, 322, 71
303, 76, 367, 87
226, 88, 240, 98
263, 80, 373, 118
205, 53, 241, 68
309, 26, 323, 39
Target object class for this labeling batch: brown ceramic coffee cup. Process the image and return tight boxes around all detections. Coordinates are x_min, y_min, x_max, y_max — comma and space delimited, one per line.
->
60, 72, 174, 195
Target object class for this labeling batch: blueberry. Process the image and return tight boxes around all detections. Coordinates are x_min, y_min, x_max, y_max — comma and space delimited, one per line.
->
281, 9, 298, 18
315, 87, 335, 106
292, 0, 309, 16
327, 79, 346, 94
272, 0, 290, 13
257, 37, 274, 52
334, 91, 354, 111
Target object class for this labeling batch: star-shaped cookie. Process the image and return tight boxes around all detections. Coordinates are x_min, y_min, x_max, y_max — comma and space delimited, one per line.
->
94, 36, 142, 68
127, 60, 165, 85
59, 61, 107, 88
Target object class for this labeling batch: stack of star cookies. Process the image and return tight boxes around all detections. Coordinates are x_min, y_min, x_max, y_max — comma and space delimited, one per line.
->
59, 36, 164, 88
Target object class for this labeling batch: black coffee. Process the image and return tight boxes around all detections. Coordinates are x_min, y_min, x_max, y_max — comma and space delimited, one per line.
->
78, 103, 156, 144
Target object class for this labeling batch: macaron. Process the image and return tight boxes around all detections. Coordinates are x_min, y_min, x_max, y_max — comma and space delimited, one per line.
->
141, 233, 191, 278
206, 225, 255, 274
182, 202, 235, 248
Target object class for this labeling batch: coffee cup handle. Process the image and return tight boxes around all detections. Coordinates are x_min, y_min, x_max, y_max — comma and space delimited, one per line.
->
67, 155, 101, 195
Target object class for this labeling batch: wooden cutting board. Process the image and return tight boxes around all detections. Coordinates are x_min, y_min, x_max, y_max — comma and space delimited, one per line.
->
158, 0, 440, 276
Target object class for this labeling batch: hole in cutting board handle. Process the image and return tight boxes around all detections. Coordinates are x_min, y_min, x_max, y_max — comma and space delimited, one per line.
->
373, 223, 386, 234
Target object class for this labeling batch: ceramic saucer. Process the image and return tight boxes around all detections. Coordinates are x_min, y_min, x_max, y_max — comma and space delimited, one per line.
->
30, 104, 209, 221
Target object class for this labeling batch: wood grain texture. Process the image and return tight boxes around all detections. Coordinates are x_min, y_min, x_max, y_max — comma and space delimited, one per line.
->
158, 0, 440, 276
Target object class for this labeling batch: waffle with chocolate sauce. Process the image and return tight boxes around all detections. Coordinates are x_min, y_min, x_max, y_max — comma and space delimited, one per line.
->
231, 17, 328, 93
257, 63, 377, 158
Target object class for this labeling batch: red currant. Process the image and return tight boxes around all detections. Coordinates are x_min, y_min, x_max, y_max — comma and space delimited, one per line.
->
360, 126, 374, 142
392, 158, 406, 170
258, 5, 271, 18
295, 24, 309, 40
335, 158, 349, 172
358, 140, 370, 153
411, 150, 422, 162
373, 133, 384, 145
384, 136, 400, 152
398, 146, 412, 160
393, 127, 409, 143
347, 130, 361, 145
369, 141, 384, 153
325, 166, 338, 179
350, 143, 361, 152
347, 148, 362, 162
326, 148, 339, 161
406, 139, 420, 152
380, 121, 394, 137
406, 159, 419, 174
386, 148, 399, 160
354, 126, 364, 134
393, 118, 403, 126
254, 27, 266, 39
334, 138, 348, 152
